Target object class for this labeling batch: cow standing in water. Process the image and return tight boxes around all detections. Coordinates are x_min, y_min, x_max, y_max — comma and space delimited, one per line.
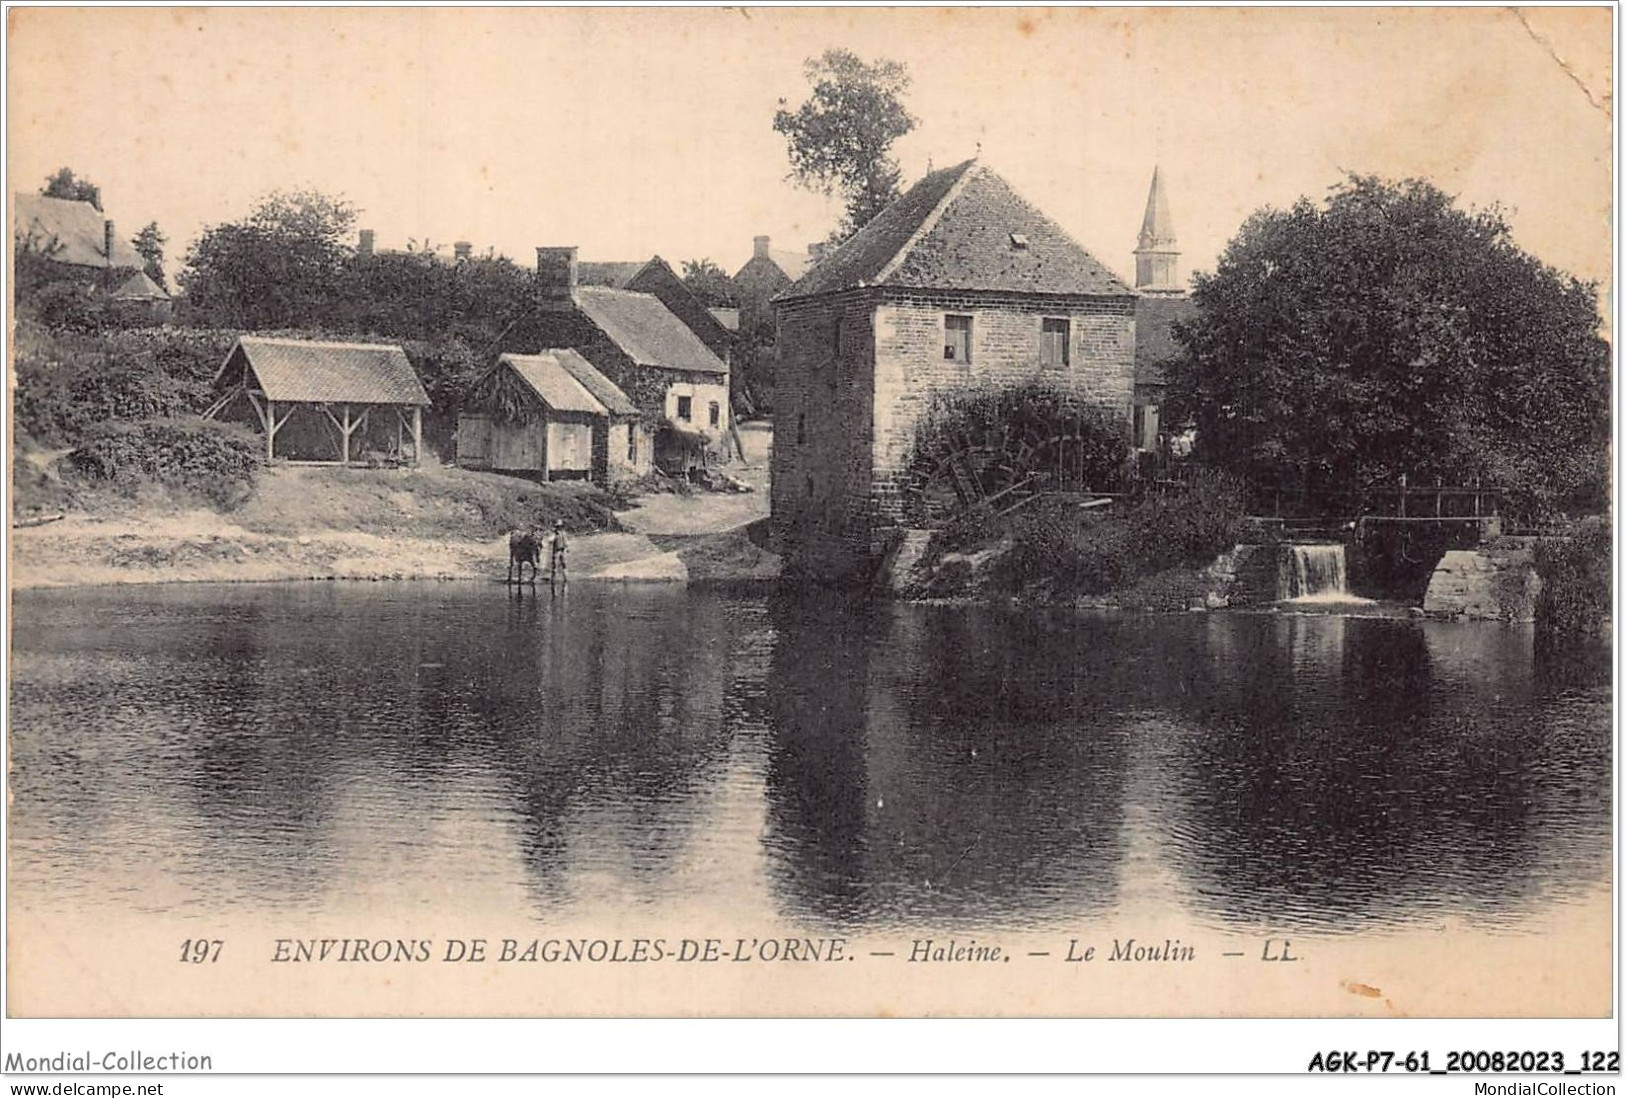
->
508, 528, 542, 585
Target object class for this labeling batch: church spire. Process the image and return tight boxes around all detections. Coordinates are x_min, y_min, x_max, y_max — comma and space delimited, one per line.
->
1134, 166, 1182, 293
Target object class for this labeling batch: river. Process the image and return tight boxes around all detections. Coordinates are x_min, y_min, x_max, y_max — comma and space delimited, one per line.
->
10, 581, 1610, 932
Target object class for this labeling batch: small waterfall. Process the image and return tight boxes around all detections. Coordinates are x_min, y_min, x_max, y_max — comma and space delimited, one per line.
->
1278, 544, 1355, 601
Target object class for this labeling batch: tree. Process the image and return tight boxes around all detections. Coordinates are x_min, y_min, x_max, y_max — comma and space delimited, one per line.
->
180, 189, 357, 328
42, 167, 101, 209
334, 249, 534, 347
773, 49, 917, 240
680, 258, 737, 308
133, 222, 168, 290
1163, 175, 1610, 515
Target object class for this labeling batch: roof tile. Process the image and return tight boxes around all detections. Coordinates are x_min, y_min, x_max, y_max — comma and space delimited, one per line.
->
783, 161, 1132, 300
572, 286, 728, 375
225, 337, 431, 406
497, 352, 606, 415
14, 192, 148, 270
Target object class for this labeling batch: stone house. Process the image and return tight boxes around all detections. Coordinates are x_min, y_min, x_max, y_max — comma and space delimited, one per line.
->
770, 158, 1138, 583
497, 247, 732, 473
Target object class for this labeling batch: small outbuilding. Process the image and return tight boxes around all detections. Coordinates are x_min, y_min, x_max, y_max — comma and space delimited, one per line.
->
206, 336, 431, 465
457, 350, 644, 483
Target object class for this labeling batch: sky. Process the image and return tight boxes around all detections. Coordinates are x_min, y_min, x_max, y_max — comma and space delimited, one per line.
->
7, 7, 1614, 295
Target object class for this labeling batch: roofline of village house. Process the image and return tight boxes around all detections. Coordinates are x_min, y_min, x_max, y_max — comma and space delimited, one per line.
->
773, 282, 1139, 310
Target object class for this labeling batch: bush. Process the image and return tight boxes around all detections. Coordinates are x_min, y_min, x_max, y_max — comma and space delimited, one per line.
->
12, 322, 242, 445
66, 417, 261, 509
16, 347, 191, 444
992, 467, 1247, 597
1535, 516, 1611, 638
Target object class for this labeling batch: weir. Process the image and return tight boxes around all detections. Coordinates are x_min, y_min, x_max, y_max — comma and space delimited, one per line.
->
1278, 544, 1358, 602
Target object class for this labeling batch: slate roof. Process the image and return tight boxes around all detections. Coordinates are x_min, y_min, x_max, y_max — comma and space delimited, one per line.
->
1138, 166, 1177, 250
1134, 294, 1198, 387
553, 348, 640, 417
497, 352, 608, 415
14, 193, 147, 269
782, 160, 1132, 301
577, 260, 650, 289
572, 286, 728, 376
223, 337, 431, 406
111, 270, 170, 301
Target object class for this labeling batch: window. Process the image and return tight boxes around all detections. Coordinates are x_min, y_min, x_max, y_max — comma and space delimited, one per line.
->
628, 425, 638, 463
944, 314, 972, 363
796, 412, 806, 444
1041, 318, 1070, 368
676, 395, 692, 421
708, 401, 720, 428
832, 315, 843, 357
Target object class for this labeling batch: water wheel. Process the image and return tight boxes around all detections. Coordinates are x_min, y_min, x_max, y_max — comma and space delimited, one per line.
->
908, 416, 1087, 526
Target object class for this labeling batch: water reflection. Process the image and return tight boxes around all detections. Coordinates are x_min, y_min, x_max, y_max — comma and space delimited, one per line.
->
761, 598, 1134, 931
8, 585, 1611, 935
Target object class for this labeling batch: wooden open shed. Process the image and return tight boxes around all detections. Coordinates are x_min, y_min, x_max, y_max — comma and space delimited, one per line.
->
206, 337, 431, 465
457, 350, 643, 483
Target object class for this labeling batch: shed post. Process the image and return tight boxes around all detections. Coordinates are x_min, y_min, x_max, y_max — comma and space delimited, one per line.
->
412, 406, 423, 466
341, 404, 352, 465
265, 400, 277, 462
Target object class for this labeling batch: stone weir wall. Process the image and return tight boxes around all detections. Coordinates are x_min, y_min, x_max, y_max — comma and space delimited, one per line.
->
1421, 537, 1542, 622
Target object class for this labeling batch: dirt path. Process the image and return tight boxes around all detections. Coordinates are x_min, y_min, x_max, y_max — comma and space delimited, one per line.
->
615, 421, 771, 536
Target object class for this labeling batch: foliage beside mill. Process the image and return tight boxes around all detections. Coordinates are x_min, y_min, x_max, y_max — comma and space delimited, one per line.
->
1534, 516, 1611, 640
1164, 175, 1610, 520
988, 468, 1249, 600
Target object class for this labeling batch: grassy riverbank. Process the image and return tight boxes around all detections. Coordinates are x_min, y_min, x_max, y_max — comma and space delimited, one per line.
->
11, 425, 777, 590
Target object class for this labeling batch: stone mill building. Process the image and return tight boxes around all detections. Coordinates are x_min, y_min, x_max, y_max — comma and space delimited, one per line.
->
770, 158, 1140, 583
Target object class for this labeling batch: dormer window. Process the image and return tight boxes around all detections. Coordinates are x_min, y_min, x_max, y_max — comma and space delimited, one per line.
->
1009, 232, 1029, 250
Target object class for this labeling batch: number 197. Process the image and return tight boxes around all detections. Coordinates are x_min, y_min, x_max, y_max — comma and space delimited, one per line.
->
180, 939, 222, 963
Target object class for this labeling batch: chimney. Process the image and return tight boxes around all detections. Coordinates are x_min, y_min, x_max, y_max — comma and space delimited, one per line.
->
454, 241, 472, 263
358, 229, 376, 259
103, 219, 116, 268
753, 235, 771, 260
536, 246, 579, 303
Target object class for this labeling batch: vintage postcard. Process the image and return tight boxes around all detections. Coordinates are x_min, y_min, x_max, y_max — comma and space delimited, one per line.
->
4, 5, 1614, 1031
